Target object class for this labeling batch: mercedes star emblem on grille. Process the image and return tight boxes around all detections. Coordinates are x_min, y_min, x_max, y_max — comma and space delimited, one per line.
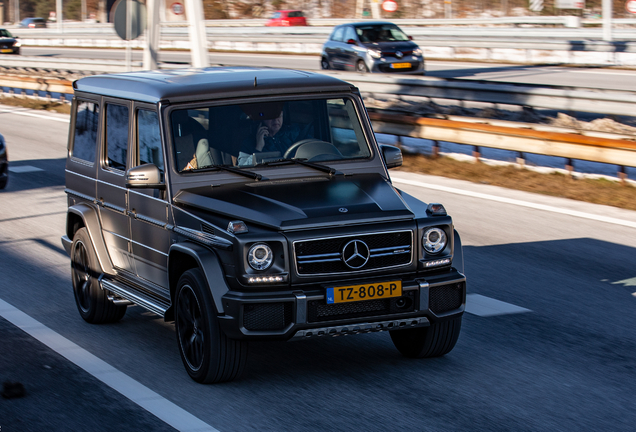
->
395, 51, 403, 59
342, 240, 370, 269
339, 208, 348, 213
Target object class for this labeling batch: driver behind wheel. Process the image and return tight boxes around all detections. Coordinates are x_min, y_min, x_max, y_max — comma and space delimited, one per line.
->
238, 102, 313, 166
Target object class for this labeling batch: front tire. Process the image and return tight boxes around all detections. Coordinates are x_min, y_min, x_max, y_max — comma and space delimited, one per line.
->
356, 60, 368, 73
320, 56, 330, 70
71, 228, 127, 323
390, 317, 462, 358
175, 269, 247, 383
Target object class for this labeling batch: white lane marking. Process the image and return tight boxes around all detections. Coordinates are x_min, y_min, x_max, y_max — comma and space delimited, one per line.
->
465, 294, 531, 317
0, 108, 69, 123
0, 298, 218, 432
611, 277, 636, 287
392, 177, 636, 229
8, 165, 44, 173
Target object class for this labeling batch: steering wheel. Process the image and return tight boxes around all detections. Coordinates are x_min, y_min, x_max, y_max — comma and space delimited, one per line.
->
283, 139, 342, 161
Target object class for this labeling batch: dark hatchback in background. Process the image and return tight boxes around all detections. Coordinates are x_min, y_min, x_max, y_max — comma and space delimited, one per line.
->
0, 133, 8, 189
19, 17, 47, 28
265, 10, 307, 26
321, 21, 425, 75
0, 29, 21, 54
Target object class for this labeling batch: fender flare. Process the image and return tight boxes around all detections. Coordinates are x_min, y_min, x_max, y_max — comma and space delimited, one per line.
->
168, 242, 229, 315
453, 229, 464, 275
66, 203, 115, 275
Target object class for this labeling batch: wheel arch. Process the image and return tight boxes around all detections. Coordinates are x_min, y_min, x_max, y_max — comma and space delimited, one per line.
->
168, 242, 230, 320
66, 203, 114, 275
453, 229, 464, 275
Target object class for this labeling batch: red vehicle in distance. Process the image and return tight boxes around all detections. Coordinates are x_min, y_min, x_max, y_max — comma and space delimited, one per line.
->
265, 10, 307, 26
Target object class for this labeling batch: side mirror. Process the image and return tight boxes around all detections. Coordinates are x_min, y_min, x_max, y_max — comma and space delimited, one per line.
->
126, 164, 165, 189
408, 35, 413, 40
381, 145, 403, 169
346, 38, 357, 45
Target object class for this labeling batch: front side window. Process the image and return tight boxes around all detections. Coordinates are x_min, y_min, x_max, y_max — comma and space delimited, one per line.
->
170, 97, 371, 173
72, 100, 99, 163
105, 103, 129, 171
137, 109, 164, 172
343, 26, 357, 42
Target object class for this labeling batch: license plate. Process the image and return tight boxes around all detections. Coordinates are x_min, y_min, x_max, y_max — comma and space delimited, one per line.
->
326, 281, 402, 304
390, 63, 411, 69
1, 49, 12, 53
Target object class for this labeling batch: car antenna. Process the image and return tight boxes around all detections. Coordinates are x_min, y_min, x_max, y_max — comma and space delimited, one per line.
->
254, 77, 257, 87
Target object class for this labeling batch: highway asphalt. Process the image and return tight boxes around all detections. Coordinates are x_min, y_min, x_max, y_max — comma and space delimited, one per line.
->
1, 104, 635, 431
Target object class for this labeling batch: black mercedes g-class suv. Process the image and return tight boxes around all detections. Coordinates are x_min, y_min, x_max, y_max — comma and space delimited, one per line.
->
62, 68, 466, 383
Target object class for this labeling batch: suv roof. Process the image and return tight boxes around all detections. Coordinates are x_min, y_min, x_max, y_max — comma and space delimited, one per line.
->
73, 67, 354, 104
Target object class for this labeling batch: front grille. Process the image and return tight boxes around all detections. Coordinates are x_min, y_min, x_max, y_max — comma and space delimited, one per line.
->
307, 291, 416, 323
295, 230, 412, 275
429, 282, 464, 314
243, 302, 293, 331
383, 50, 413, 58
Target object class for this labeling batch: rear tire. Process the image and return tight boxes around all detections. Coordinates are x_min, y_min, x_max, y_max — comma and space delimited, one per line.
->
71, 228, 127, 323
175, 269, 247, 383
390, 317, 462, 358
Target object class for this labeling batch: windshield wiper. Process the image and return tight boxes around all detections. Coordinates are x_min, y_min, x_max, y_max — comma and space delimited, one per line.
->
260, 158, 339, 176
191, 164, 262, 180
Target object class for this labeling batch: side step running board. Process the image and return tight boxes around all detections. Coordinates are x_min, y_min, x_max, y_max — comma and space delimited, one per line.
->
99, 276, 170, 317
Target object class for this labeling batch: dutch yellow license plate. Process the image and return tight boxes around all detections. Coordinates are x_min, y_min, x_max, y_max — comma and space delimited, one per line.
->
390, 63, 411, 69
326, 281, 402, 304
1, 49, 12, 53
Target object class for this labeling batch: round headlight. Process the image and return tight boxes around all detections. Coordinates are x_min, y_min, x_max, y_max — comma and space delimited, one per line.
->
247, 243, 273, 270
423, 228, 447, 254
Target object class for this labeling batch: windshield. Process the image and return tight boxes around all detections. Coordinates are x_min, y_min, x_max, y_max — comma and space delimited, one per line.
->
171, 97, 371, 174
0, 30, 13, 37
355, 24, 409, 43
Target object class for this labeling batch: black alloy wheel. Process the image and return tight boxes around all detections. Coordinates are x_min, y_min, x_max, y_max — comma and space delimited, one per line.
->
71, 228, 126, 323
176, 284, 205, 372
175, 269, 247, 383
321, 56, 330, 70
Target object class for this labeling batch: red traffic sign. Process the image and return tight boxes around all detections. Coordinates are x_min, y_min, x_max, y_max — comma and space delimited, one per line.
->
172, 2, 184, 15
627, 0, 636, 14
382, 0, 398, 12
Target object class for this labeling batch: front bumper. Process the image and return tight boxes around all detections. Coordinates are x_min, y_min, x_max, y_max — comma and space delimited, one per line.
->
219, 269, 465, 341
368, 55, 425, 75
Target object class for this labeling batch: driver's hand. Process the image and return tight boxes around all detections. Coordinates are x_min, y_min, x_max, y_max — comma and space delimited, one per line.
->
255, 124, 269, 151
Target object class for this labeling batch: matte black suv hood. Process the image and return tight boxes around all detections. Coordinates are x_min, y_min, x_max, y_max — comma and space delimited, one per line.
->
174, 173, 414, 230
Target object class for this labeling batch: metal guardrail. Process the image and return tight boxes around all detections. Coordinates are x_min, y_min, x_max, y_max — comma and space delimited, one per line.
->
2, 62, 634, 118
1, 73, 635, 178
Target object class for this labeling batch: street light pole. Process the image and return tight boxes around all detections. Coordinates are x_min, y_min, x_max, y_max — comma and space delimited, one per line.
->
602, 0, 612, 41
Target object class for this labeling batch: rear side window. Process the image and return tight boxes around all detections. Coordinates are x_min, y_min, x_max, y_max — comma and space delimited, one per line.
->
72, 100, 99, 163
105, 103, 129, 171
137, 109, 164, 172
331, 27, 344, 42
